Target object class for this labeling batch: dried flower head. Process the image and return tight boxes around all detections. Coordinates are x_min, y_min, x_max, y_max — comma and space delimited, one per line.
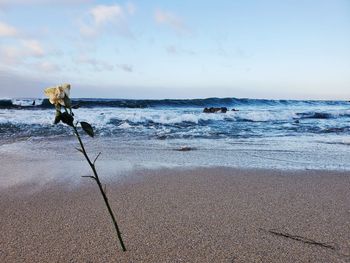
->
44, 84, 71, 106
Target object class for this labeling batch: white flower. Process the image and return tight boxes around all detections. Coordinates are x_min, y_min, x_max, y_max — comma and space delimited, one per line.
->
44, 84, 71, 106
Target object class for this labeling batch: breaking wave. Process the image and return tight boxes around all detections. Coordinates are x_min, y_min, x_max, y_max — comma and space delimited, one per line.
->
0, 97, 348, 109
1, 101, 350, 140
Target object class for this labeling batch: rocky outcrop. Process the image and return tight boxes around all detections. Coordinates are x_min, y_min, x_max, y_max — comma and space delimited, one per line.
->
203, 107, 228, 113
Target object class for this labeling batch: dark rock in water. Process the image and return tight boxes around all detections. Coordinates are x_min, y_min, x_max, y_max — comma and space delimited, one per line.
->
231, 108, 239, 111
175, 146, 196, 151
295, 120, 300, 124
203, 107, 227, 113
157, 135, 167, 140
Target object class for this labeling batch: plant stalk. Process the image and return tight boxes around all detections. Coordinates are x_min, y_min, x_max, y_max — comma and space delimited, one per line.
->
72, 125, 127, 252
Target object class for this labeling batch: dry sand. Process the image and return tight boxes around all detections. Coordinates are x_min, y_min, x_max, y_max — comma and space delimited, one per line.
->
0, 167, 349, 262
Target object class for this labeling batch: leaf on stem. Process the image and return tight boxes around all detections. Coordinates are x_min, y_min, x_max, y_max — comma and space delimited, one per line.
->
63, 96, 72, 109
80, 122, 94, 137
55, 104, 62, 111
54, 110, 61, 124
61, 112, 74, 126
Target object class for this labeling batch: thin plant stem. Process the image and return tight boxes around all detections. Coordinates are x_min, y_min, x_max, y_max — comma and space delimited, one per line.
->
72, 124, 127, 252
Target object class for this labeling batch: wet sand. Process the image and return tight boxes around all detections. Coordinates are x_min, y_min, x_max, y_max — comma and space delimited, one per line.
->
0, 167, 349, 262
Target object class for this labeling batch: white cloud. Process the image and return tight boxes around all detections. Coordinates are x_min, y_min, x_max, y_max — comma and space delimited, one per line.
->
0, 20, 61, 72
0, 39, 46, 65
0, 21, 19, 37
154, 9, 190, 35
74, 54, 133, 73
22, 40, 45, 57
126, 2, 136, 15
0, 46, 22, 64
165, 45, 195, 55
118, 64, 133, 72
79, 3, 135, 38
35, 61, 61, 73
0, 21, 48, 64
90, 5, 123, 25
74, 54, 115, 71
0, 0, 90, 7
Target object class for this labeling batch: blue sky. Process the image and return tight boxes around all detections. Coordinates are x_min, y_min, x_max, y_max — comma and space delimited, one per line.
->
0, 0, 349, 99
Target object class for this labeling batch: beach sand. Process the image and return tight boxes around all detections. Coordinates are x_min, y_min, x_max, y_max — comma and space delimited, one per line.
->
0, 167, 349, 262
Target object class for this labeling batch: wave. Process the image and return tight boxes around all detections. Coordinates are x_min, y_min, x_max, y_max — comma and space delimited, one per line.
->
1, 106, 350, 140
1, 97, 348, 109
297, 111, 350, 120
0, 99, 45, 109
1, 97, 350, 140
319, 140, 350, 146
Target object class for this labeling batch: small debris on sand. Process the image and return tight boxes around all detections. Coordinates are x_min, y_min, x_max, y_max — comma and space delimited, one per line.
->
174, 146, 196, 151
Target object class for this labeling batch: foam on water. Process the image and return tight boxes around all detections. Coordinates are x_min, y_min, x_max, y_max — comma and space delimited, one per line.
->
1, 104, 350, 139
0, 97, 349, 144
0, 97, 349, 109
11, 98, 44, 107
0, 98, 350, 182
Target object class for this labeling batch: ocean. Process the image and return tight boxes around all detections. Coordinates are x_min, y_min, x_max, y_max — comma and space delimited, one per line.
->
1, 97, 350, 172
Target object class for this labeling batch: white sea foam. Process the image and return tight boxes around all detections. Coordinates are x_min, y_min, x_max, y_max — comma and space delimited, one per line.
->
0, 109, 53, 125
11, 99, 43, 106
235, 110, 298, 122
1, 107, 350, 127
118, 122, 132, 129
77, 109, 230, 126
1, 104, 350, 141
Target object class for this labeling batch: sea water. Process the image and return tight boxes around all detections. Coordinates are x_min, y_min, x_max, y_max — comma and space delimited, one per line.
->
0, 98, 350, 172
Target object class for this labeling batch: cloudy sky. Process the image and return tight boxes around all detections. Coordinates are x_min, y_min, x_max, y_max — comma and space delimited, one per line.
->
0, 0, 349, 99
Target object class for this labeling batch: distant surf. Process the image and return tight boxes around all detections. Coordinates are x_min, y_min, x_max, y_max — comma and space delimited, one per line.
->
0, 97, 348, 109
1, 97, 349, 171
0, 97, 349, 142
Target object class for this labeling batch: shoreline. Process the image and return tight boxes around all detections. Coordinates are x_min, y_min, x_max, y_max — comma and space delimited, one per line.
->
1, 136, 350, 191
1, 167, 349, 262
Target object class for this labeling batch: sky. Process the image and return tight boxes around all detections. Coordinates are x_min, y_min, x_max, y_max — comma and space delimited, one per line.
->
0, 0, 349, 99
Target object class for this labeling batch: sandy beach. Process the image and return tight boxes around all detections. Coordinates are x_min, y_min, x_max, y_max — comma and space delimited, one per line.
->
1, 0, 349, 262
0, 167, 349, 262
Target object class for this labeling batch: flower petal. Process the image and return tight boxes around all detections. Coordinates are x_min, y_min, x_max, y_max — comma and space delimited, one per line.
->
44, 87, 56, 97
56, 99, 65, 106
56, 86, 65, 99
62, 83, 71, 97
49, 98, 56, 105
